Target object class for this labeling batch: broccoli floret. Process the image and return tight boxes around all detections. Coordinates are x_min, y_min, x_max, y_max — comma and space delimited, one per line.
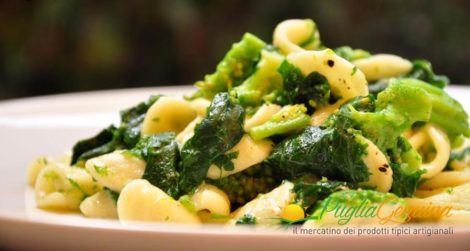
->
325, 81, 435, 197
249, 104, 311, 140
231, 49, 284, 107
404, 78, 469, 140
192, 33, 266, 100
276, 60, 334, 110
312, 189, 406, 225
346, 79, 433, 151
334, 46, 371, 61
207, 164, 279, 208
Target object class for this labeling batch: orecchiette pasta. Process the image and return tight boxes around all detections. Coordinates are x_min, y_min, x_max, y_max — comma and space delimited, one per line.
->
229, 181, 295, 225
409, 124, 451, 179
190, 183, 231, 216
353, 54, 412, 82
35, 162, 100, 210
80, 190, 118, 219
117, 179, 201, 224
206, 135, 273, 179
141, 96, 197, 136
357, 135, 393, 192
85, 150, 146, 192
273, 19, 320, 55
287, 49, 368, 101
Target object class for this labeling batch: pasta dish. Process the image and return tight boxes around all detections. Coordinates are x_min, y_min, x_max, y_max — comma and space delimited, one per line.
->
27, 19, 470, 227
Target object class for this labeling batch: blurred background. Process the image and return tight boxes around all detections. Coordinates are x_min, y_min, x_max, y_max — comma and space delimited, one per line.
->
0, 0, 469, 100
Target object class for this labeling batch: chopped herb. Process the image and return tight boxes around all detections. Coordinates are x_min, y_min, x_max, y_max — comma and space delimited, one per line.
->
351, 66, 358, 76
236, 214, 256, 225
94, 164, 109, 176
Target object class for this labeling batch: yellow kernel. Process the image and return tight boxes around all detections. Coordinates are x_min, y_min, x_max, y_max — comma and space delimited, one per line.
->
281, 204, 305, 222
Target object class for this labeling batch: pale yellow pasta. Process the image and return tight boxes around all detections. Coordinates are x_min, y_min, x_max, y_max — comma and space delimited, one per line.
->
244, 104, 281, 131
85, 150, 146, 192
141, 96, 197, 136
206, 135, 273, 179
189, 98, 211, 117
35, 163, 100, 210
352, 54, 412, 82
176, 116, 203, 147
409, 124, 451, 179
310, 102, 342, 126
117, 179, 200, 224
437, 210, 470, 224
190, 183, 230, 216
80, 190, 118, 219
287, 49, 368, 101
415, 183, 470, 211
419, 170, 470, 190
228, 181, 295, 225
273, 19, 320, 55
287, 49, 368, 125
357, 135, 393, 192
27, 156, 50, 187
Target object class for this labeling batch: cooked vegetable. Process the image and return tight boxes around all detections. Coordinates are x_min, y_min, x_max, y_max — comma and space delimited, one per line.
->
334, 46, 371, 61
405, 60, 449, 89
71, 95, 160, 164
207, 164, 279, 208
192, 33, 266, 99
276, 60, 334, 110
267, 126, 369, 185
133, 132, 180, 198
179, 93, 245, 194
249, 104, 310, 140
231, 49, 284, 107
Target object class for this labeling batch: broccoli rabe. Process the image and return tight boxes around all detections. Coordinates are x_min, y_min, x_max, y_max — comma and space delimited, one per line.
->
192, 33, 266, 100
267, 125, 370, 186
345, 79, 432, 151
207, 164, 279, 208
405, 78, 469, 140
71, 95, 160, 164
276, 60, 334, 110
326, 81, 433, 196
249, 104, 310, 140
231, 49, 284, 107
405, 60, 449, 89
133, 132, 180, 198
334, 46, 371, 61
179, 93, 245, 195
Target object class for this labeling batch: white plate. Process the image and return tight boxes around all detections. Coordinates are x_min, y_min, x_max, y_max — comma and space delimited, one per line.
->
1, 86, 470, 251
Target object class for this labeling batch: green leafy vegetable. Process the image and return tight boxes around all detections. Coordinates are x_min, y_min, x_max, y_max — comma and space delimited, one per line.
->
405, 60, 449, 89
71, 95, 160, 165
235, 214, 256, 225
277, 60, 334, 110
179, 93, 245, 194
134, 132, 180, 197
267, 126, 369, 185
